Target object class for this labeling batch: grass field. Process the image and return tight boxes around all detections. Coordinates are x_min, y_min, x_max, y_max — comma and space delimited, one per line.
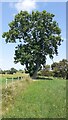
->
1, 73, 66, 118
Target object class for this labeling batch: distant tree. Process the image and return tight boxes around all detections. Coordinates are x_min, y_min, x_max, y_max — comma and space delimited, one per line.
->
60, 59, 68, 79
0, 69, 17, 74
40, 65, 52, 77
66, 69, 68, 79
2, 10, 63, 79
1, 71, 5, 74
10, 68, 17, 74
18, 69, 24, 73
41, 70, 52, 77
43, 65, 50, 71
51, 62, 58, 70
0, 70, 9, 74
0, 68, 3, 74
51, 59, 68, 79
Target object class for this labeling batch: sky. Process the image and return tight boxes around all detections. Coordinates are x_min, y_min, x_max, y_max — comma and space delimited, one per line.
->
0, 0, 66, 70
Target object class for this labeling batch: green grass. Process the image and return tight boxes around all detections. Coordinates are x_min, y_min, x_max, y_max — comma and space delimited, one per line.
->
2, 77, 66, 118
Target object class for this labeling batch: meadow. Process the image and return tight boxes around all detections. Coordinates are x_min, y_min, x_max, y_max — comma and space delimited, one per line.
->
0, 73, 66, 118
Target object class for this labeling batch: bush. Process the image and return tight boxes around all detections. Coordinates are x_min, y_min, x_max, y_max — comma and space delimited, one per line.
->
38, 70, 53, 77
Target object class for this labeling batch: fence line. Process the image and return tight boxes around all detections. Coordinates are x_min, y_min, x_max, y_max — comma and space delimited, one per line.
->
5, 76, 23, 88
5, 76, 23, 101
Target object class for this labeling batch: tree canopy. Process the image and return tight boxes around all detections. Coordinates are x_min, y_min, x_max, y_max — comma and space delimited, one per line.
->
51, 59, 68, 79
2, 10, 63, 78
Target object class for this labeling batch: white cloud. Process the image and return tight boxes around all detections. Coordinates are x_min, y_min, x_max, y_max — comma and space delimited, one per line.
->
15, 0, 37, 12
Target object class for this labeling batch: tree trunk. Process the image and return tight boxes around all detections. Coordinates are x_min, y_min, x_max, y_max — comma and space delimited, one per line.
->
32, 62, 39, 79
66, 69, 68, 79
66, 73, 68, 79
32, 69, 38, 79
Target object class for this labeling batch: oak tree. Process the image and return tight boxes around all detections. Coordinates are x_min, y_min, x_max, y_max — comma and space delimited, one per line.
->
2, 10, 63, 79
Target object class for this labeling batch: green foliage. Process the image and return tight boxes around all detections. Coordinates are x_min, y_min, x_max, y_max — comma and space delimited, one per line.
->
41, 70, 49, 76
0, 69, 3, 74
0, 68, 17, 74
51, 59, 68, 79
2, 10, 63, 78
18, 69, 24, 73
9, 68, 17, 74
39, 70, 53, 77
38, 64, 53, 77
43, 64, 50, 71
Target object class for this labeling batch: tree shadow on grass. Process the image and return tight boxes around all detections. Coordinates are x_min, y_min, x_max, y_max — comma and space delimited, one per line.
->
36, 76, 53, 80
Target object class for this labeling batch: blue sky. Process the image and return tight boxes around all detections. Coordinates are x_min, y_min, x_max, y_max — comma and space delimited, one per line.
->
0, 1, 66, 70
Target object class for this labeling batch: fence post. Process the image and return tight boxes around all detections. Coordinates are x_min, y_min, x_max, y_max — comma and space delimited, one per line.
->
12, 77, 13, 83
18, 76, 19, 80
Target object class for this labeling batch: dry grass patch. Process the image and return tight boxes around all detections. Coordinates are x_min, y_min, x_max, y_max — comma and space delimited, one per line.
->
2, 75, 32, 116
